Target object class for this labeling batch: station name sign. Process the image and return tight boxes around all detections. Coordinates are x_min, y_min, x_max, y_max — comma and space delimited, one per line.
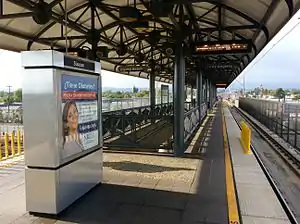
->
118, 65, 148, 72
64, 55, 95, 72
193, 40, 251, 55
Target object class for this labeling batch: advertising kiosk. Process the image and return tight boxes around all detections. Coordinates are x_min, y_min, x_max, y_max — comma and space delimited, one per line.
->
21, 50, 103, 214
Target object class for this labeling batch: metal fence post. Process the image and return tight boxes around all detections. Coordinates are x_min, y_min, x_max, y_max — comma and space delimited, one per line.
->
294, 108, 298, 148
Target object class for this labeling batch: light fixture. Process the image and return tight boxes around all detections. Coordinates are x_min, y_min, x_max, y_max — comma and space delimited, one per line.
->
135, 53, 145, 63
116, 44, 128, 56
32, 0, 52, 25
96, 46, 108, 58
119, 6, 141, 22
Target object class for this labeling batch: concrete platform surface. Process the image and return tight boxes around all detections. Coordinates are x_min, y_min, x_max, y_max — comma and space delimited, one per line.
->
0, 104, 230, 224
1, 137, 228, 224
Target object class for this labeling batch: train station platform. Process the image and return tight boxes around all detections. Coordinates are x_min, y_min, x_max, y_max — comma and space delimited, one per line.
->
0, 103, 290, 224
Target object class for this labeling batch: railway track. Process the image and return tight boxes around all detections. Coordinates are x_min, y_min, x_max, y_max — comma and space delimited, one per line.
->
229, 105, 300, 224
231, 106, 300, 176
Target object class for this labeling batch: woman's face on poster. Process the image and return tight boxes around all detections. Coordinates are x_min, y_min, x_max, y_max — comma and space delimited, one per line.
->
67, 104, 78, 131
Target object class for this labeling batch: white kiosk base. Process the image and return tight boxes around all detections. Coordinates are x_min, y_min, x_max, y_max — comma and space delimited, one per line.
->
25, 150, 102, 214
22, 50, 103, 215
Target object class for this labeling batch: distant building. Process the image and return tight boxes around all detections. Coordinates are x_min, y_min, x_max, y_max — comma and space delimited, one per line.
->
0, 102, 22, 112
0, 102, 23, 123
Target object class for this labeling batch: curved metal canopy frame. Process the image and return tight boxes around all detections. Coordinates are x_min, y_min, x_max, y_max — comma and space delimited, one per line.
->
0, 0, 298, 86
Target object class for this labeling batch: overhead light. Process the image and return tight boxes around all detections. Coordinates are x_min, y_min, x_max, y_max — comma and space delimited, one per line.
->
32, 1, 52, 25
119, 6, 141, 22
96, 46, 108, 58
135, 53, 145, 63
116, 44, 128, 56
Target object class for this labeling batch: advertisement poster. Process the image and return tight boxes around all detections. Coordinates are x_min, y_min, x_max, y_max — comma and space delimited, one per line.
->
61, 74, 99, 160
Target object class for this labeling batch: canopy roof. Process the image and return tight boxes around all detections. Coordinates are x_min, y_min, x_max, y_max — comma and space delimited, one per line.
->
0, 0, 299, 86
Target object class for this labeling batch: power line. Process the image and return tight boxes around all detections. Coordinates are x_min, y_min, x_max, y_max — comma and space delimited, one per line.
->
233, 17, 300, 86
7, 85, 12, 122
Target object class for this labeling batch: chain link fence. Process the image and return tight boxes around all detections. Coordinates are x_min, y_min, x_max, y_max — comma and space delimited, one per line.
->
239, 97, 300, 150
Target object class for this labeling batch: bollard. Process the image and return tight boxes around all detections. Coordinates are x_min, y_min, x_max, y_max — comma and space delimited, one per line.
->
11, 131, 15, 157
240, 121, 252, 154
17, 130, 21, 155
4, 132, 9, 158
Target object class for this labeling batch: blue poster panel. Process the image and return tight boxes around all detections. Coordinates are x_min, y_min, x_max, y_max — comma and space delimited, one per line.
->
61, 74, 99, 160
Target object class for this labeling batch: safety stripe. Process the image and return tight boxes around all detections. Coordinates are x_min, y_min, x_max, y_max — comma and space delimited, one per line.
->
221, 105, 241, 224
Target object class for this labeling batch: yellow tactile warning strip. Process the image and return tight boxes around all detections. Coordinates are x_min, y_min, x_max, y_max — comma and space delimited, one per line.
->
221, 105, 241, 224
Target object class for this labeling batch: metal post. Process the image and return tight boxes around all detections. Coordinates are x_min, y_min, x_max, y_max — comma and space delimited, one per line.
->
150, 71, 156, 123
203, 79, 206, 103
173, 43, 185, 157
0, 0, 3, 16
150, 71, 156, 108
196, 72, 201, 107
90, 3, 97, 60
207, 80, 211, 110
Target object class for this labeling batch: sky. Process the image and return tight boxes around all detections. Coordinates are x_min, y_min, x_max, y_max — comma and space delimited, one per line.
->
229, 9, 300, 90
0, 10, 300, 92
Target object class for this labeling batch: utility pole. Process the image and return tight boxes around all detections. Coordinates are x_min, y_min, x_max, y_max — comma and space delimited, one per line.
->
7, 85, 12, 122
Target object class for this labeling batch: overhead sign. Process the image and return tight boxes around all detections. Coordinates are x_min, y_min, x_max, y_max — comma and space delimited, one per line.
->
216, 83, 227, 87
118, 65, 148, 72
206, 64, 238, 69
64, 55, 95, 71
193, 40, 251, 55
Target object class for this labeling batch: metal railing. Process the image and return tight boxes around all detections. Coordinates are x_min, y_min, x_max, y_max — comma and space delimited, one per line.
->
239, 97, 300, 150
183, 102, 207, 143
102, 97, 151, 112
103, 103, 173, 143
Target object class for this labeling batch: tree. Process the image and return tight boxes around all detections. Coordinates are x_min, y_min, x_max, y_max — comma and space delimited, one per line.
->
133, 86, 138, 93
293, 95, 300, 101
275, 88, 285, 101
136, 90, 149, 98
14, 89, 22, 102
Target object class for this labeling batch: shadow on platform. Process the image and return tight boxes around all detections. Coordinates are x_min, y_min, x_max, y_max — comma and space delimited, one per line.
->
18, 104, 228, 224
103, 161, 194, 173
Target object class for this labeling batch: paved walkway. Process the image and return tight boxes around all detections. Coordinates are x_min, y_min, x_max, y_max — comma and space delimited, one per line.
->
0, 106, 229, 224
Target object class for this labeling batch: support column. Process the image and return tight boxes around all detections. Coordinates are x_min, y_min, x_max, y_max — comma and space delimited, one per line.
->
205, 78, 208, 104
173, 43, 185, 157
206, 79, 210, 109
209, 81, 212, 109
149, 71, 156, 108
150, 71, 156, 123
196, 71, 203, 107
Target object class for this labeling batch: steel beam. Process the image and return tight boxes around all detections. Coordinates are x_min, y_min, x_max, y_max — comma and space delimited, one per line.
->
0, 12, 33, 19
252, 0, 280, 42
173, 43, 185, 157
0, 0, 2, 15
